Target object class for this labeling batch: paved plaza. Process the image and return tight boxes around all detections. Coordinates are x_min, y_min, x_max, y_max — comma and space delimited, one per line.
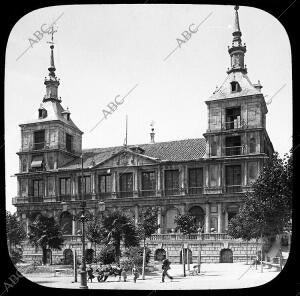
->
24, 263, 280, 290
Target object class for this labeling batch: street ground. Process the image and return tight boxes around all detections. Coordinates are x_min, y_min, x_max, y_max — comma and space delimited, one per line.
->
24, 262, 280, 290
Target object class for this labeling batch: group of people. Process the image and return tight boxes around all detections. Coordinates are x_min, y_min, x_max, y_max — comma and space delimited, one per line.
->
86, 258, 174, 284
86, 264, 140, 283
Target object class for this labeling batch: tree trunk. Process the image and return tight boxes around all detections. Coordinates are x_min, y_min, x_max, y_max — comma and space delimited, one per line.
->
182, 244, 186, 277
198, 243, 201, 274
142, 238, 146, 280
246, 241, 248, 265
42, 247, 47, 265
255, 238, 258, 270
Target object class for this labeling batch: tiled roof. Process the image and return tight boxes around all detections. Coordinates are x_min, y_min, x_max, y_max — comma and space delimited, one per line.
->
61, 138, 206, 170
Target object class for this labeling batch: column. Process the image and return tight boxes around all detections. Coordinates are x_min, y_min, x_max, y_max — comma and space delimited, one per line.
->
157, 168, 161, 196
91, 172, 96, 199
26, 217, 29, 234
71, 174, 76, 201
224, 210, 228, 232
72, 218, 76, 236
205, 204, 210, 233
217, 203, 222, 233
134, 205, 139, 226
157, 207, 162, 234
180, 165, 185, 195
204, 165, 209, 188
133, 169, 138, 197
112, 171, 117, 198
243, 162, 247, 186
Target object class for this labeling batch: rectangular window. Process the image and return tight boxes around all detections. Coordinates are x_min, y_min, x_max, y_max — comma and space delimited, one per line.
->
248, 162, 257, 184
98, 175, 112, 194
225, 136, 242, 156
60, 178, 71, 195
66, 133, 73, 152
225, 107, 241, 130
141, 171, 156, 197
78, 176, 91, 194
20, 179, 27, 196
32, 180, 43, 199
164, 170, 180, 196
47, 177, 55, 196
34, 130, 45, 150
119, 173, 133, 198
188, 168, 203, 194
225, 165, 242, 193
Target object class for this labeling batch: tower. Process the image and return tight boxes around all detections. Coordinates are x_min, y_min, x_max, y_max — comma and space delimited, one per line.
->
17, 29, 83, 201
203, 6, 273, 196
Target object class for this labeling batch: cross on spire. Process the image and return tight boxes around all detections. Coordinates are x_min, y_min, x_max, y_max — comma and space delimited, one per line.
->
47, 25, 58, 45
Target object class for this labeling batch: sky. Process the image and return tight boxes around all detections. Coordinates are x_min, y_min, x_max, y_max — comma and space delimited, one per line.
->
5, 4, 292, 213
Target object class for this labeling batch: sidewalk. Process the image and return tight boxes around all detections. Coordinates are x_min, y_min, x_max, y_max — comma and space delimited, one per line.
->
25, 263, 280, 290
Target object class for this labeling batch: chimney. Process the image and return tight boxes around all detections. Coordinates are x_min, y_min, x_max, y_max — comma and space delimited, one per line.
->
150, 127, 155, 144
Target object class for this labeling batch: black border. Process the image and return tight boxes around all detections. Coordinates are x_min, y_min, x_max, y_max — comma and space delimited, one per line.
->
1, 0, 298, 296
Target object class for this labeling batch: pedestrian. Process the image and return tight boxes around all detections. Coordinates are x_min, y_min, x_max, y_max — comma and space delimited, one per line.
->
161, 258, 173, 283
132, 265, 139, 283
87, 264, 95, 283
121, 266, 127, 282
102, 264, 111, 282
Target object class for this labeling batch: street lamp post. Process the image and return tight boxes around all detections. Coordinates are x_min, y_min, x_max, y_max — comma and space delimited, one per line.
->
79, 154, 88, 289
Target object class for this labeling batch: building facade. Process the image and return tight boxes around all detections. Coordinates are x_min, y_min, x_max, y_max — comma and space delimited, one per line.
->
13, 6, 273, 264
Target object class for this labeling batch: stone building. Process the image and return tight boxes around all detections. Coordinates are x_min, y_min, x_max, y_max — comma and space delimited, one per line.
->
13, 6, 273, 264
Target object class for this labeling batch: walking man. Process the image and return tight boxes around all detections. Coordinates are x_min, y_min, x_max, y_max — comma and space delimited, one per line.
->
161, 258, 173, 283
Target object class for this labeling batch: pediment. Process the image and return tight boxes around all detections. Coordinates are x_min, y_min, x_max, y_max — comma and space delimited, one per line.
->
94, 149, 160, 168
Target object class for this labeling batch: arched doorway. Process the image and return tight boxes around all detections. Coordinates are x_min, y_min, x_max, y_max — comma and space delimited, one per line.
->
188, 206, 205, 229
63, 249, 73, 265
154, 249, 166, 261
164, 208, 179, 233
46, 249, 52, 265
180, 248, 193, 264
60, 211, 72, 235
85, 249, 94, 264
220, 249, 233, 263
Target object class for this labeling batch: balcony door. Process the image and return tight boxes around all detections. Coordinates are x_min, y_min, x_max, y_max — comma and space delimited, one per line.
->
164, 170, 180, 196
225, 165, 241, 193
141, 171, 156, 197
188, 168, 203, 194
119, 173, 133, 198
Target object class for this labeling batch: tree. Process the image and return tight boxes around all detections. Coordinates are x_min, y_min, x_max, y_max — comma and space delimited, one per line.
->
174, 213, 198, 276
6, 211, 27, 264
86, 215, 105, 262
174, 213, 198, 235
136, 207, 160, 279
101, 210, 139, 263
28, 214, 64, 265
228, 152, 292, 265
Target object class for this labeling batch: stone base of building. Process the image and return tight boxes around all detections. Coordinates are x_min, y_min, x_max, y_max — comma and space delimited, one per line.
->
19, 237, 261, 266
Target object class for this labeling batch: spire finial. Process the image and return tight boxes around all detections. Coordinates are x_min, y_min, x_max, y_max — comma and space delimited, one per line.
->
47, 26, 58, 76
233, 5, 241, 34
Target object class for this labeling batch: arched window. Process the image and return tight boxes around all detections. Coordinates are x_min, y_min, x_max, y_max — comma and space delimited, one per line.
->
60, 211, 72, 235
164, 208, 179, 233
63, 249, 73, 265
249, 137, 256, 153
188, 206, 205, 229
220, 249, 233, 263
154, 249, 166, 261
180, 248, 193, 264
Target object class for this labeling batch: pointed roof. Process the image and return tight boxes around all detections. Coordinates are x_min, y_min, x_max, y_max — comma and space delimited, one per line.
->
59, 138, 206, 170
208, 72, 261, 101
19, 100, 83, 134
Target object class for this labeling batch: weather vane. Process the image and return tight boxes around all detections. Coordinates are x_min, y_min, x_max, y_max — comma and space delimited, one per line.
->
47, 25, 58, 45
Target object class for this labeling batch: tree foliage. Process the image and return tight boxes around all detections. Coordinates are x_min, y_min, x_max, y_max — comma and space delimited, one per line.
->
6, 211, 27, 247
228, 152, 292, 240
101, 210, 139, 263
123, 246, 151, 267
137, 207, 159, 240
174, 213, 198, 235
28, 214, 64, 265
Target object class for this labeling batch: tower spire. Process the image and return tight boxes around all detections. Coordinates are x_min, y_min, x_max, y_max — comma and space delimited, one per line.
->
227, 5, 247, 75
43, 25, 60, 102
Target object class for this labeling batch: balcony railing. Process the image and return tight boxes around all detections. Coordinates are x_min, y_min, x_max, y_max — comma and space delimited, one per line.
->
97, 192, 112, 200
148, 233, 231, 241
225, 185, 242, 193
117, 191, 134, 198
33, 141, 45, 150
187, 187, 204, 195
223, 145, 245, 156
140, 189, 156, 197
222, 119, 247, 131
58, 195, 72, 202
164, 188, 180, 196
